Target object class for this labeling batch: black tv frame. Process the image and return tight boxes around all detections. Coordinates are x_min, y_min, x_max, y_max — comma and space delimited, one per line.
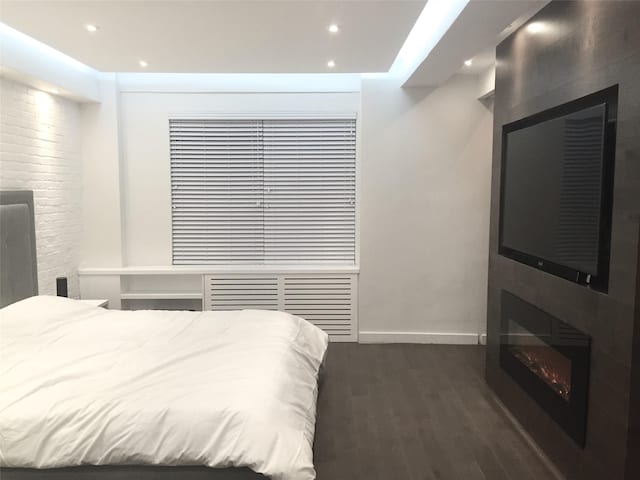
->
498, 85, 618, 292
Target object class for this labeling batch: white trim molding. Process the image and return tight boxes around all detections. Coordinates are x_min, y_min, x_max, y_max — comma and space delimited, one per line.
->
168, 112, 357, 120
116, 73, 362, 94
359, 331, 484, 345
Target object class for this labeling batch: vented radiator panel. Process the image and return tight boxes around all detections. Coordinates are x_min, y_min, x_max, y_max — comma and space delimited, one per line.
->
204, 273, 357, 341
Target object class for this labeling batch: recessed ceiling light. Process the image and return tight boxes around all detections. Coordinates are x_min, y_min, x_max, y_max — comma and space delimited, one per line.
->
327, 60, 336, 68
526, 22, 547, 34
464, 58, 473, 67
328, 24, 339, 34
139, 60, 148, 68
85, 24, 98, 33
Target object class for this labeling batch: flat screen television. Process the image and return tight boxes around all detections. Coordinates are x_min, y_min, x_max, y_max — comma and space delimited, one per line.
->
499, 87, 617, 291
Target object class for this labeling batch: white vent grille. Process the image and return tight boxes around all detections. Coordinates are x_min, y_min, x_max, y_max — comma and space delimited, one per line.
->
204, 276, 279, 311
203, 273, 357, 341
284, 276, 356, 342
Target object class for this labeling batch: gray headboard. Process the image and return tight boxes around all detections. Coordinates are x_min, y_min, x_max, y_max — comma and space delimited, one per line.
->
0, 191, 38, 308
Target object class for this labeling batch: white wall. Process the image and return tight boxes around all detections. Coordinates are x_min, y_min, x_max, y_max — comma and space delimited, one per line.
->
117, 91, 361, 265
0, 78, 82, 297
477, 66, 496, 99
80, 75, 125, 267
0, 23, 498, 338
358, 74, 493, 342
78, 73, 494, 342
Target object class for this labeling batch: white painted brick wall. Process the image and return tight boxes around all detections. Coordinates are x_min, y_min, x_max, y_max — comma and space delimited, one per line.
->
0, 78, 82, 298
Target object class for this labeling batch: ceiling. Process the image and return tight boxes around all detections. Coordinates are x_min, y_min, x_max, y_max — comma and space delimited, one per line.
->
0, 0, 425, 73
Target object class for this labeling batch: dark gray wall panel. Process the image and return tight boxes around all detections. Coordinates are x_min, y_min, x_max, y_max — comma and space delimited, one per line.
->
485, 2, 640, 479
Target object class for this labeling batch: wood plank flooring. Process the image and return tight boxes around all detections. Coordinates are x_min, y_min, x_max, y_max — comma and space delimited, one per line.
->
313, 344, 560, 480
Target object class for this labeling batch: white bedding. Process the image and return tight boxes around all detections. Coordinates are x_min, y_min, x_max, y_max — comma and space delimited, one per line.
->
0, 296, 328, 480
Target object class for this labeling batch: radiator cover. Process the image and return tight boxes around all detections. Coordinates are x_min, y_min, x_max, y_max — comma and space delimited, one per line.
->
204, 274, 357, 342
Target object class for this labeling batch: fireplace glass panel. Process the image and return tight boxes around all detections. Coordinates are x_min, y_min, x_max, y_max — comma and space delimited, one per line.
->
507, 319, 572, 401
500, 291, 591, 447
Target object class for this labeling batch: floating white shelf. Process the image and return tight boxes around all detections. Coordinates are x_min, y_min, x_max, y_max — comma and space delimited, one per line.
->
120, 292, 203, 300
79, 265, 359, 276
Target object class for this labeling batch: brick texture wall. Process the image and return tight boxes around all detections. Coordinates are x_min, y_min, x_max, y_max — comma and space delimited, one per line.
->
0, 78, 82, 298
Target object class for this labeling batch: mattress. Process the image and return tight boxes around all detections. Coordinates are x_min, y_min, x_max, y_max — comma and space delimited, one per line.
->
0, 296, 328, 480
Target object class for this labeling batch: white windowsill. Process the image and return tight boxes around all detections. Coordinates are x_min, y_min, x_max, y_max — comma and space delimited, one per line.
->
120, 292, 203, 300
78, 265, 360, 276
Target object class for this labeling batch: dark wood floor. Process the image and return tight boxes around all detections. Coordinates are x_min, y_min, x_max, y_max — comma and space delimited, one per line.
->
314, 344, 560, 480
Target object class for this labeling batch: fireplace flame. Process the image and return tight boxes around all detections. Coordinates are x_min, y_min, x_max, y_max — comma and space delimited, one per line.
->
511, 346, 571, 401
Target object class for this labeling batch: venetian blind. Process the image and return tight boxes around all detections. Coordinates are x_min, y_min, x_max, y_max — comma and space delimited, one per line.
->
170, 117, 356, 265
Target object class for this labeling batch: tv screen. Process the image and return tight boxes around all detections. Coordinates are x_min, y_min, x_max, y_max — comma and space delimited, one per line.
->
500, 103, 607, 278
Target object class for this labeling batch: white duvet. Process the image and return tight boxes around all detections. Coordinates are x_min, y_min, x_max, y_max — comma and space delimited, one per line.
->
0, 296, 328, 480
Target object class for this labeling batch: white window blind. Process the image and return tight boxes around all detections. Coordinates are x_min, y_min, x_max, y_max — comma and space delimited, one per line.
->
170, 120, 264, 264
170, 117, 356, 265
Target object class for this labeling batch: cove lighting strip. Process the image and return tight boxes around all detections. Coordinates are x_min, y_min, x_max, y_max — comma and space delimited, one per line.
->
0, 22, 96, 74
386, 0, 470, 82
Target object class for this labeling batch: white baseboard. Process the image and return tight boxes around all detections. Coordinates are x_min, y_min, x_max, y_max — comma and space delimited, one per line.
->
358, 331, 484, 345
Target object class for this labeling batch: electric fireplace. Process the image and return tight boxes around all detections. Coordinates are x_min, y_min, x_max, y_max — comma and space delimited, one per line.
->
500, 291, 591, 446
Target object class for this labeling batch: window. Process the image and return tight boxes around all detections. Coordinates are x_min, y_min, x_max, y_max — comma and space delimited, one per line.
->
170, 117, 356, 265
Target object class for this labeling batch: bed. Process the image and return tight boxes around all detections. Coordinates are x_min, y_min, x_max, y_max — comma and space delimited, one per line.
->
0, 191, 329, 480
